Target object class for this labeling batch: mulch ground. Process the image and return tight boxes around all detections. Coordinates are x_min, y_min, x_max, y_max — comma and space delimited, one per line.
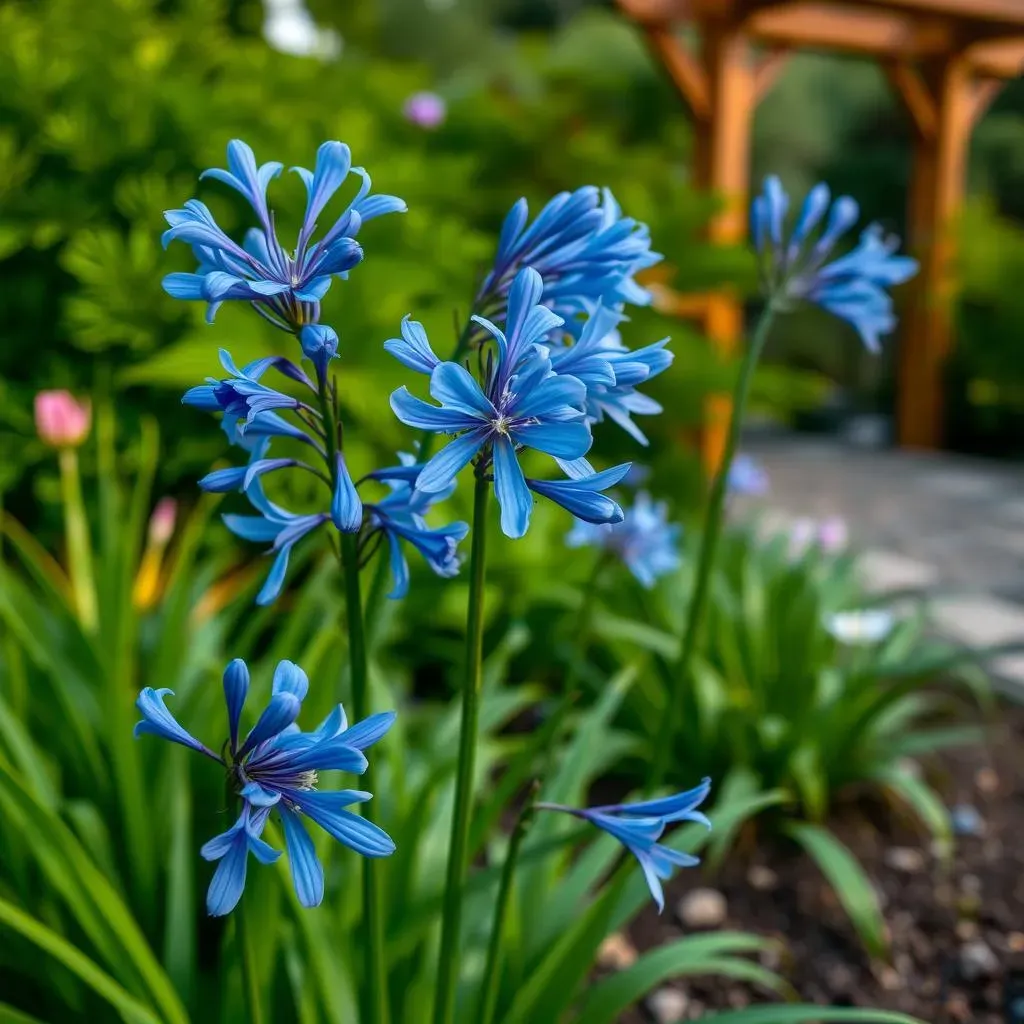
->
614, 700, 1024, 1022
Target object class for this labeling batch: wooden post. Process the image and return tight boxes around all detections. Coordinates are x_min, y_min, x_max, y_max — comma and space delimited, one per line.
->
693, 20, 756, 472
890, 54, 998, 447
644, 11, 787, 474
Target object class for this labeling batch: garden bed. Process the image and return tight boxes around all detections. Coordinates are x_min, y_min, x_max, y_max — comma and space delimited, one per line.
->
615, 700, 1024, 1023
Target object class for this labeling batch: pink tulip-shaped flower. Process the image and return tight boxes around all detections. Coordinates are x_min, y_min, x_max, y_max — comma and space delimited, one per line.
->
148, 498, 179, 546
35, 391, 91, 448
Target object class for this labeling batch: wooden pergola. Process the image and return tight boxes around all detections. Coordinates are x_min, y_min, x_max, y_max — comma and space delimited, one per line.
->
616, 0, 1024, 461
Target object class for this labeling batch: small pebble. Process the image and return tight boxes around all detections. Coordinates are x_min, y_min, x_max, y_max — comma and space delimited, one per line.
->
646, 986, 688, 1023
976, 767, 999, 794
960, 873, 983, 896
951, 804, 985, 837
878, 966, 902, 991
1009, 931, 1024, 953
747, 865, 779, 891
676, 888, 727, 930
956, 920, 980, 941
598, 932, 637, 970
884, 846, 925, 873
945, 992, 971, 1022
959, 939, 999, 981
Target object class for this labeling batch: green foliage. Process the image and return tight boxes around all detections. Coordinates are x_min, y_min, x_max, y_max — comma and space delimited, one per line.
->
0, 423, 911, 1022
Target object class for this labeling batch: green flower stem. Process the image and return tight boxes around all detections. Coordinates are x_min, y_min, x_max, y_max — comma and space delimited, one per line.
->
433, 473, 491, 1024
58, 446, 98, 633
648, 305, 777, 791
317, 372, 390, 1024
237, 898, 263, 1024
562, 554, 610, 695
478, 797, 535, 1024
340, 533, 390, 1024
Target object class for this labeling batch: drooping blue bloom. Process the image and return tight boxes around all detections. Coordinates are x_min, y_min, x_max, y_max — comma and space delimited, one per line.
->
567, 491, 681, 588
751, 176, 918, 353
478, 188, 661, 329
162, 139, 405, 330
726, 453, 769, 497
222, 470, 334, 605
364, 455, 470, 599
537, 778, 712, 912
388, 267, 629, 538
183, 349, 321, 439
134, 658, 396, 915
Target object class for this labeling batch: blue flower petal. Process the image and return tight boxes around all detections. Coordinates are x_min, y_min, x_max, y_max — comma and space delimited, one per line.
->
287, 790, 395, 858
134, 688, 220, 761
280, 806, 325, 908
384, 315, 440, 375
511, 419, 591, 460
237, 692, 301, 759
340, 711, 396, 750
223, 659, 249, 755
390, 387, 482, 433
272, 660, 309, 702
493, 436, 533, 539
416, 427, 489, 494
429, 362, 496, 420
331, 453, 363, 533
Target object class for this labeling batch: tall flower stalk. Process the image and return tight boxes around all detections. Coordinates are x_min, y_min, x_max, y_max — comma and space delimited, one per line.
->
432, 474, 490, 1024
649, 176, 918, 790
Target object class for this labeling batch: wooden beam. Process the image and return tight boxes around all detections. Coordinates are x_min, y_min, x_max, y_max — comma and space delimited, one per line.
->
753, 48, 790, 100
969, 79, 1003, 126
967, 38, 1024, 79
647, 29, 712, 118
745, 3, 954, 59
883, 61, 937, 139
856, 0, 1024, 27
898, 54, 973, 449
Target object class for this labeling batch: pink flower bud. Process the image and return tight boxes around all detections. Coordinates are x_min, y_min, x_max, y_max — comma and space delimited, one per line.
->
34, 390, 92, 448
148, 497, 178, 546
403, 91, 446, 129
817, 516, 848, 554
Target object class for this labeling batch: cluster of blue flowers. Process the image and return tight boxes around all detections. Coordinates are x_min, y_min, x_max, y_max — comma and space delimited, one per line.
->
752, 175, 918, 352
147, 137, 709, 913
135, 660, 395, 915
567, 491, 681, 589
142, 143, 918, 918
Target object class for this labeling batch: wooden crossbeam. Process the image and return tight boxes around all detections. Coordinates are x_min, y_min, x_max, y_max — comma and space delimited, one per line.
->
646, 29, 712, 117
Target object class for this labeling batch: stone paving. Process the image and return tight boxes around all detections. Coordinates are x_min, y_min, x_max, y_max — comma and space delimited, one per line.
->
734, 432, 1024, 692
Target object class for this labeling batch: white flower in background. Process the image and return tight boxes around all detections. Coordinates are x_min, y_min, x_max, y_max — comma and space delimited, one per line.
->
825, 609, 895, 645
262, 0, 341, 60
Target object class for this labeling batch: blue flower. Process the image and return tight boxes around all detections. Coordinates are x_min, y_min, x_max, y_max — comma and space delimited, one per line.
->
726, 453, 769, 497
752, 176, 918, 352
162, 140, 405, 330
567, 491, 681, 587
364, 456, 470, 599
479, 188, 661, 328
537, 778, 711, 912
134, 658, 396, 915
183, 349, 320, 434
222, 472, 332, 606
389, 268, 628, 538
546, 305, 673, 446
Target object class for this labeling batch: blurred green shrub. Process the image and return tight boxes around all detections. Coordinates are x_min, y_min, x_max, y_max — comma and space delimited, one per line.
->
946, 198, 1024, 456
